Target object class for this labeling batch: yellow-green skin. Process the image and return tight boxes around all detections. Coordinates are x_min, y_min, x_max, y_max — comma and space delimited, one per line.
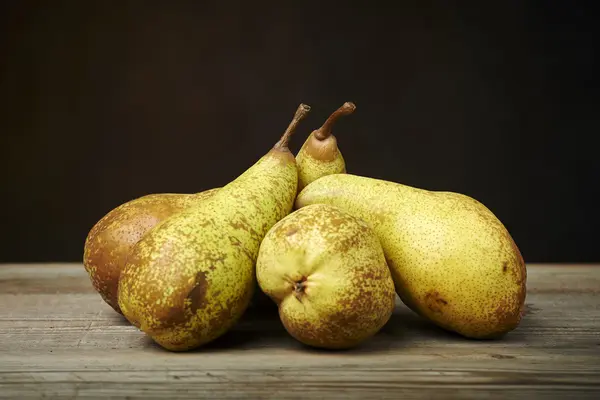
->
83, 190, 218, 314
296, 174, 527, 339
296, 134, 345, 192
256, 204, 396, 349
118, 150, 298, 351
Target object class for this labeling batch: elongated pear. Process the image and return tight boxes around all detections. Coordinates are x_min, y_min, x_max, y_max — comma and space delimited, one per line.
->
257, 204, 395, 349
118, 104, 311, 351
296, 102, 355, 191
296, 174, 527, 339
84, 189, 218, 314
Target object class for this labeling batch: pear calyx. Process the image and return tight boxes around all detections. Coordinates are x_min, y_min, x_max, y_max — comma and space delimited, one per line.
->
274, 103, 312, 151
314, 102, 356, 140
293, 277, 307, 296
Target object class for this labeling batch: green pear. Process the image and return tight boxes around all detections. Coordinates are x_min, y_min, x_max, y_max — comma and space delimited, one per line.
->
296, 174, 527, 339
256, 203, 395, 349
117, 104, 310, 351
296, 102, 355, 192
84, 189, 218, 314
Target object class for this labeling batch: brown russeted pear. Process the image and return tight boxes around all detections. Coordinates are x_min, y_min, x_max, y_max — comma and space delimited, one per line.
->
118, 104, 311, 351
83, 189, 218, 314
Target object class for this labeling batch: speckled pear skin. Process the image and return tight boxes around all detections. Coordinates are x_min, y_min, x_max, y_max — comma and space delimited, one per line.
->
83, 189, 219, 314
256, 204, 396, 349
296, 102, 355, 192
296, 135, 345, 192
117, 104, 309, 351
296, 174, 527, 339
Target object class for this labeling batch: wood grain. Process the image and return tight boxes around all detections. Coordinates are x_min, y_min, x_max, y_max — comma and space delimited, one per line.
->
1, 263, 599, 399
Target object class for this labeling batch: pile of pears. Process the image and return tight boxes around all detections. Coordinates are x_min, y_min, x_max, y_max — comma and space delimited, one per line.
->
84, 102, 526, 351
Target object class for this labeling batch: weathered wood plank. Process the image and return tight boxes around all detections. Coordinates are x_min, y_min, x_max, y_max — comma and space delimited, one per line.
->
0, 263, 599, 399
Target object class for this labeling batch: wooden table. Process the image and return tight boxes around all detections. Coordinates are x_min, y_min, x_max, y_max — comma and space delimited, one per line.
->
0, 264, 599, 399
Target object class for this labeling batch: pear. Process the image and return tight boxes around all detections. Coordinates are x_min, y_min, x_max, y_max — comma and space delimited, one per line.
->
296, 102, 355, 191
256, 204, 395, 349
118, 104, 311, 351
83, 189, 218, 314
296, 174, 527, 339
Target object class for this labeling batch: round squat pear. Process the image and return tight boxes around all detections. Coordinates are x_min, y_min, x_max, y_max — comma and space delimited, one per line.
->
256, 203, 396, 349
83, 189, 218, 314
296, 102, 356, 191
296, 174, 527, 339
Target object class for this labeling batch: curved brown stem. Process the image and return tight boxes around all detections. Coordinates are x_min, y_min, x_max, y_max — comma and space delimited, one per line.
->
314, 102, 356, 140
274, 103, 311, 150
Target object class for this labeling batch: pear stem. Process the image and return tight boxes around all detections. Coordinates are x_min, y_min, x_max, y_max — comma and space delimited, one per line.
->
314, 101, 356, 140
274, 103, 311, 150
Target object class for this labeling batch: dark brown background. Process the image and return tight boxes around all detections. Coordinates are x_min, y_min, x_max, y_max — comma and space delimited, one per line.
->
1, 1, 597, 263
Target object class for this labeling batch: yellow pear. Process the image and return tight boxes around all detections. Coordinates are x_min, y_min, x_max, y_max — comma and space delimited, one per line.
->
296, 102, 355, 191
256, 204, 395, 349
296, 174, 526, 339
83, 189, 218, 314
118, 104, 310, 351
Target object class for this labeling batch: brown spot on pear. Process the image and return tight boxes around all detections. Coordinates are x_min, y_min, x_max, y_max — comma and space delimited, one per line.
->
256, 203, 395, 349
